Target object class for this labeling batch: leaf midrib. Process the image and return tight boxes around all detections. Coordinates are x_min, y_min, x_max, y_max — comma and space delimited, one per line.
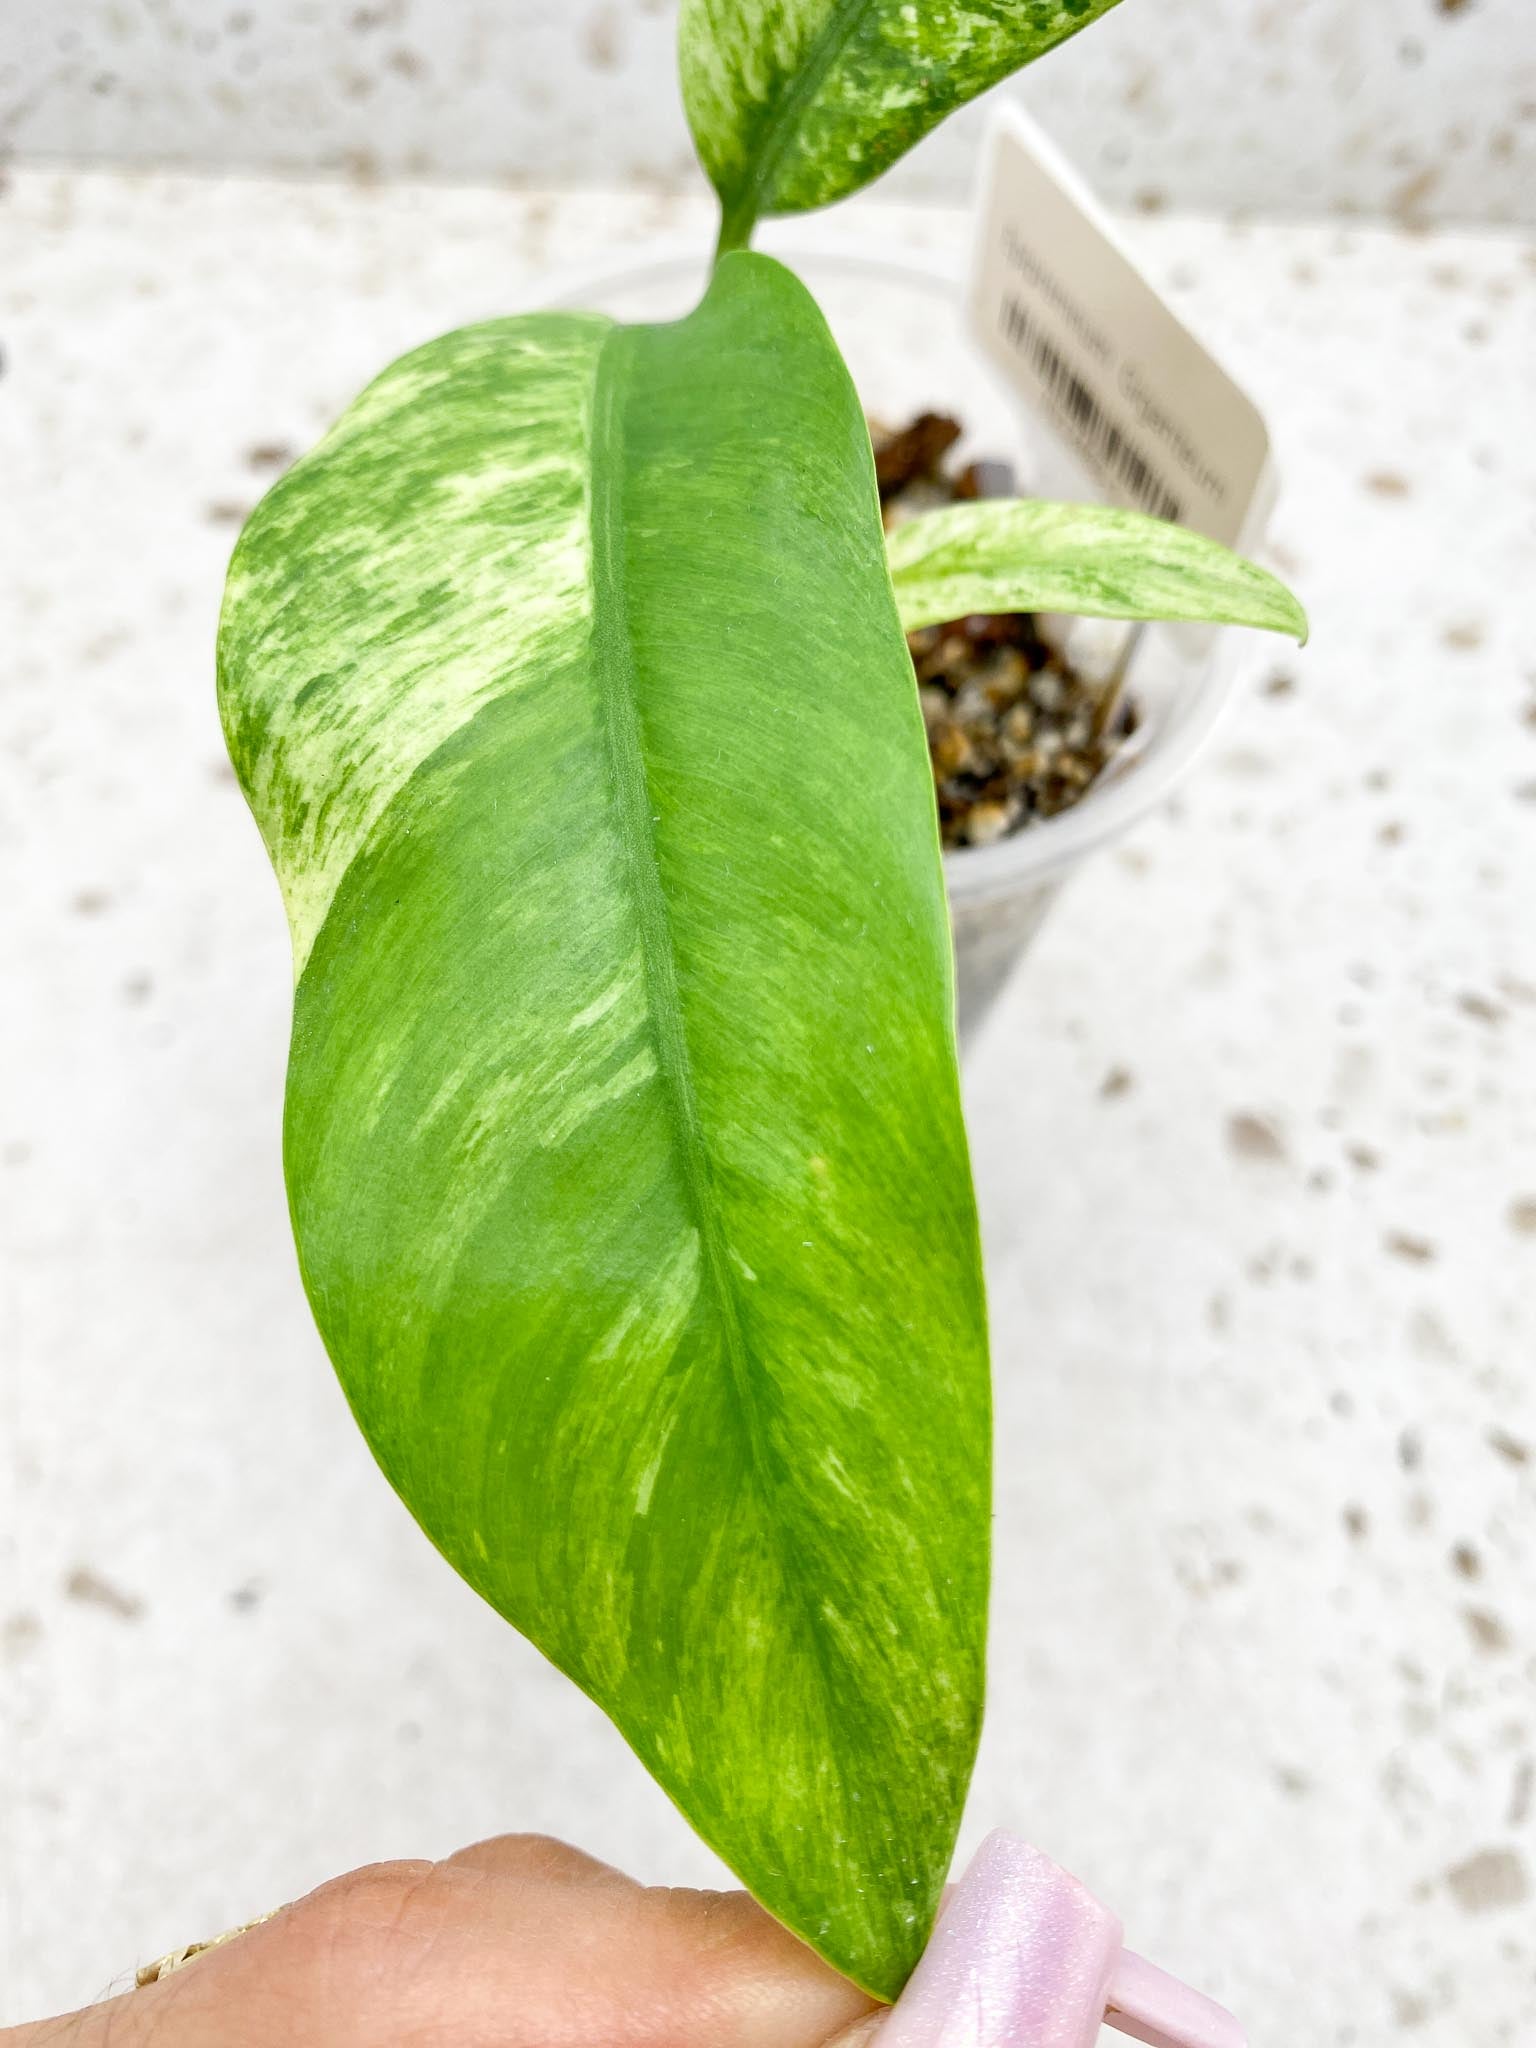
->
587, 326, 768, 1468
587, 325, 862, 1825
719, 0, 880, 248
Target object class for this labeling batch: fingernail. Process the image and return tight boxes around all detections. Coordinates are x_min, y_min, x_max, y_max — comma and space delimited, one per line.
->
876, 1834, 1245, 2048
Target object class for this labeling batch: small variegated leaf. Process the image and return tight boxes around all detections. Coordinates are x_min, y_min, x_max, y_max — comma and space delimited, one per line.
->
681, 0, 1128, 249
887, 498, 1308, 639
218, 251, 990, 2001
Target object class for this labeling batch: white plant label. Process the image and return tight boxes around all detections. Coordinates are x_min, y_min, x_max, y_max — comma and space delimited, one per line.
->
968, 105, 1276, 552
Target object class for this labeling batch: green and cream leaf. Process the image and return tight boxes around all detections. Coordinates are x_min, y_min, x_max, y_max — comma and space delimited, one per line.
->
219, 252, 990, 2002
887, 498, 1308, 639
680, 0, 1127, 248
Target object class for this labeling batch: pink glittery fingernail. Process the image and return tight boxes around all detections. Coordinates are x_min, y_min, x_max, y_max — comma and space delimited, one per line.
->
877, 1834, 1246, 2048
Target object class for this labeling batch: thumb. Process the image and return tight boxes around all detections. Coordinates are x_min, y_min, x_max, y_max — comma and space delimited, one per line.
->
4, 1834, 887, 2048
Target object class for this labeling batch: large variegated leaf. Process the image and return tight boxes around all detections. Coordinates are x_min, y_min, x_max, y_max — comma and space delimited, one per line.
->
888, 499, 1308, 638
681, 0, 1127, 248
218, 251, 989, 2000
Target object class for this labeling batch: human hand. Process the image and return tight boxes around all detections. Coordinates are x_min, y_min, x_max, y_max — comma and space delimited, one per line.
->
3, 1833, 881, 2048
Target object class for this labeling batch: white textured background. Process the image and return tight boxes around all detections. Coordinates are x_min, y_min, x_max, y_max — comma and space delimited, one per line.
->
4, 0, 1536, 2039
1, 0, 1534, 226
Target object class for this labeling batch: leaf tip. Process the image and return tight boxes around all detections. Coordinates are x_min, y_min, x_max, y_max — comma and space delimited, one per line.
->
1275, 583, 1309, 647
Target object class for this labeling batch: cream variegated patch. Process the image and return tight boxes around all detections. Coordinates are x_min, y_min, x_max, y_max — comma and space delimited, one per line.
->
220, 315, 608, 977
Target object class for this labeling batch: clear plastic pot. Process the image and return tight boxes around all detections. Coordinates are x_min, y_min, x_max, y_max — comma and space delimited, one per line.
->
540, 242, 1242, 1037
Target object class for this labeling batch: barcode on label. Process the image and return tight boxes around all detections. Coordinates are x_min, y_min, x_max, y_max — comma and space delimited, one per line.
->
1000, 293, 1183, 525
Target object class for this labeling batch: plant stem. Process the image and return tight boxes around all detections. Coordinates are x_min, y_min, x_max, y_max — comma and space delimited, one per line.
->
1089, 622, 1145, 745
713, 198, 757, 264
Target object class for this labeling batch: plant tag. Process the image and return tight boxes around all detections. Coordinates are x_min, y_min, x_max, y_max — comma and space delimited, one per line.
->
967, 105, 1276, 553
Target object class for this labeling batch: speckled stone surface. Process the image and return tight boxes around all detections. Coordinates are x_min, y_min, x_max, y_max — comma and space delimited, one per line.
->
2, 172, 1534, 2041
4, 0, 1535, 228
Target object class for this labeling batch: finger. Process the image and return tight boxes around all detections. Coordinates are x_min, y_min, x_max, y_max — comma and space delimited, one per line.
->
615, 1883, 880, 2048
12, 1846, 883, 2048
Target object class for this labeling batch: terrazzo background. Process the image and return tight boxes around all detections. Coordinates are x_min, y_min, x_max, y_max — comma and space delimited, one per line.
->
2, 170, 1534, 2038
2, 0, 1534, 227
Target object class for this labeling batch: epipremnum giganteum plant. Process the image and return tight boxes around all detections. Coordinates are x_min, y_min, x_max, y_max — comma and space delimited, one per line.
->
218, 0, 1305, 2002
